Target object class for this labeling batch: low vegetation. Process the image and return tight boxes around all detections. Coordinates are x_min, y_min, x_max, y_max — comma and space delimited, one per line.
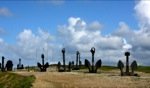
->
0, 72, 35, 88
100, 66, 117, 71
137, 66, 150, 73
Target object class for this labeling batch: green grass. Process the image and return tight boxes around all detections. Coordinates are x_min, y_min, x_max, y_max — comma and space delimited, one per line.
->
25, 65, 150, 74
137, 66, 150, 73
0, 72, 35, 88
73, 65, 150, 74
100, 66, 117, 71
72, 66, 118, 73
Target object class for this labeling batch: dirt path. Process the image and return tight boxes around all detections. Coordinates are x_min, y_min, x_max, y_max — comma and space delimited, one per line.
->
14, 71, 150, 88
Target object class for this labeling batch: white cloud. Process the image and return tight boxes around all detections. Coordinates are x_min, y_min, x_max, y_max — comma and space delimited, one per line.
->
87, 21, 104, 31
122, 38, 132, 52
134, 1, 150, 25
57, 17, 125, 65
110, 0, 150, 65
1, 0, 150, 66
0, 7, 13, 17
112, 22, 133, 37
131, 0, 150, 50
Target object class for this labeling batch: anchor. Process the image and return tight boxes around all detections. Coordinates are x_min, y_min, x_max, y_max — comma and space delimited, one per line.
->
85, 47, 102, 73
72, 51, 81, 70
17, 58, 24, 69
0, 63, 2, 69
57, 48, 72, 72
79, 53, 82, 69
1, 56, 5, 72
5, 60, 13, 71
37, 54, 49, 72
117, 52, 138, 76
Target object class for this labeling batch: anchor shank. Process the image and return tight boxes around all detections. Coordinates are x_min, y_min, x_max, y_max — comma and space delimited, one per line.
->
63, 51, 66, 71
126, 55, 129, 73
76, 51, 79, 68
42, 57, 44, 67
92, 52, 94, 72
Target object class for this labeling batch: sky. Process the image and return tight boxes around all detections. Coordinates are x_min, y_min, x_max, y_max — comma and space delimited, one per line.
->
0, 0, 150, 68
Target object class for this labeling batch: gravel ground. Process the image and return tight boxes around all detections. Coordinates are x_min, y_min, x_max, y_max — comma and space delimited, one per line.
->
14, 70, 150, 88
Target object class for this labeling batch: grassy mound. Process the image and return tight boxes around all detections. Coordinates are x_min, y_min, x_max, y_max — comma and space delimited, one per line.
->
0, 72, 35, 88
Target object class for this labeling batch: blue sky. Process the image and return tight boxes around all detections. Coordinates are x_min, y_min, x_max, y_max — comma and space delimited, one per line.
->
0, 0, 150, 67
0, 1, 137, 43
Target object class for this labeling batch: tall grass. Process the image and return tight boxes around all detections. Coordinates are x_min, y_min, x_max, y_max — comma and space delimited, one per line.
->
0, 72, 35, 88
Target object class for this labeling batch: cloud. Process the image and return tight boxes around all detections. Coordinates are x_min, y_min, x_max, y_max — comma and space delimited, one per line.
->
87, 21, 104, 31
0, 17, 126, 67
57, 17, 126, 65
0, 7, 13, 17
131, 0, 150, 51
111, 0, 150, 65
122, 38, 132, 52
1, 0, 150, 66
134, 1, 150, 26
6, 29, 58, 66
110, 0, 150, 66
112, 22, 134, 37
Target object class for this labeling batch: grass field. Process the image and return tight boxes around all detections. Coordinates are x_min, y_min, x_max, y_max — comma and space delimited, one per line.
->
26, 65, 150, 73
137, 66, 150, 73
0, 72, 35, 88
0, 66, 150, 88
72, 65, 150, 74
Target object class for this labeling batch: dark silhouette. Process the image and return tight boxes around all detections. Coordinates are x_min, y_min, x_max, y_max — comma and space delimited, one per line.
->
17, 58, 24, 69
68, 61, 72, 72
71, 61, 74, 69
57, 61, 61, 71
117, 60, 124, 76
72, 51, 80, 70
62, 48, 66, 71
1, 56, 5, 71
125, 52, 130, 73
130, 60, 137, 74
84, 47, 102, 73
0, 63, 1, 69
5, 60, 13, 71
37, 54, 49, 72
79, 53, 82, 69
57, 48, 72, 72
76, 51, 79, 68
117, 52, 138, 76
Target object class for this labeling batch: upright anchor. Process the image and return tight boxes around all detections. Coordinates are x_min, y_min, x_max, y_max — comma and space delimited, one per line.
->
1, 56, 5, 72
17, 58, 24, 69
117, 52, 138, 76
85, 47, 102, 73
72, 51, 81, 70
37, 54, 49, 72
57, 48, 72, 72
